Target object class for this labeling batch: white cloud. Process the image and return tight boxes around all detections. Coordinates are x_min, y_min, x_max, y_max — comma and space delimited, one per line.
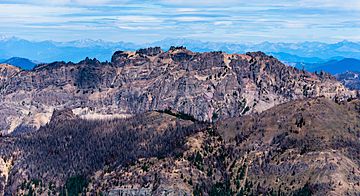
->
0, 0, 358, 42
297, 0, 360, 10
116, 16, 161, 23
174, 16, 209, 22
175, 8, 199, 12
214, 21, 233, 26
4, 0, 127, 5
0, 4, 87, 24
161, 0, 360, 11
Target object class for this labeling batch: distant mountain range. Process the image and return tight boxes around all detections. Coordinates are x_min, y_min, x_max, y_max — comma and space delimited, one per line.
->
0, 37, 139, 63
295, 58, 360, 74
0, 57, 37, 70
151, 38, 360, 60
1, 36, 360, 64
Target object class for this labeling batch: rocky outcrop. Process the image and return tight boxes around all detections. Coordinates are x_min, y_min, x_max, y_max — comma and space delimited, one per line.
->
0, 48, 356, 134
0, 64, 20, 87
50, 109, 77, 124
136, 47, 163, 56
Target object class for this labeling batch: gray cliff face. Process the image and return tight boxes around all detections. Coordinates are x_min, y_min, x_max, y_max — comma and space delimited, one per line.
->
0, 64, 20, 88
0, 47, 355, 134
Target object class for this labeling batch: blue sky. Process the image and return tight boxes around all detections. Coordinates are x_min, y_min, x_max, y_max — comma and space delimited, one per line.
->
0, 0, 359, 43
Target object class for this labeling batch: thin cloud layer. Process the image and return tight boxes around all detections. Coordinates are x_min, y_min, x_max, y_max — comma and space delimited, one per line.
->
0, 0, 359, 43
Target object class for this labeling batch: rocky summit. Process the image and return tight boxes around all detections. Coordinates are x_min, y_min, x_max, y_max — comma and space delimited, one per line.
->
0, 47, 359, 195
0, 47, 356, 134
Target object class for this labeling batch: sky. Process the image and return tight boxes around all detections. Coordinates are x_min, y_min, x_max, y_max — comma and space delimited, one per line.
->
0, 0, 359, 43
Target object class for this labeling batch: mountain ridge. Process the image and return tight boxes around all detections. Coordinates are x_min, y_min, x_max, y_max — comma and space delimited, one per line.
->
1, 37, 360, 63
0, 57, 37, 70
0, 47, 356, 135
296, 58, 360, 75
0, 47, 359, 195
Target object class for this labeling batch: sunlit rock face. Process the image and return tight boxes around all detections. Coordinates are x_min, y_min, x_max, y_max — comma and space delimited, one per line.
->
0, 47, 355, 134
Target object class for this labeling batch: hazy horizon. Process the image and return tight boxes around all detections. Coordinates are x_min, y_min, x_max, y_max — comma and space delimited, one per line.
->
1, 35, 359, 45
